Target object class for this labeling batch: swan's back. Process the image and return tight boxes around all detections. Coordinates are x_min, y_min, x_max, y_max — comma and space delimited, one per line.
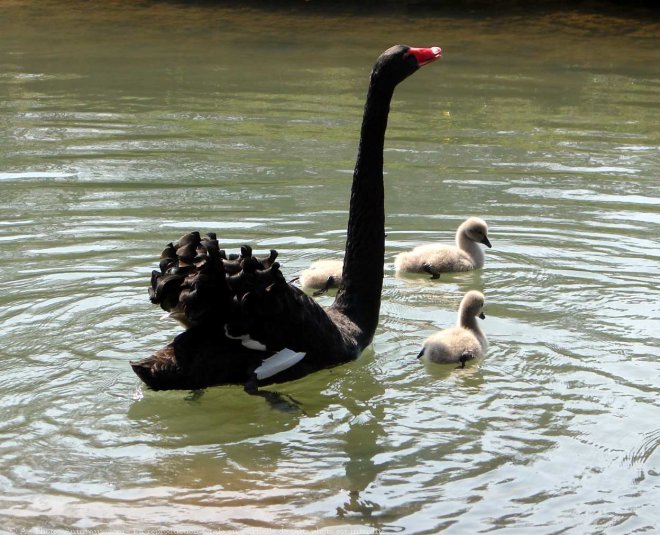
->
394, 243, 474, 273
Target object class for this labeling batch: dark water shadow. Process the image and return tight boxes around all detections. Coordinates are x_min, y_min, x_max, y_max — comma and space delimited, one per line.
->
159, 0, 659, 20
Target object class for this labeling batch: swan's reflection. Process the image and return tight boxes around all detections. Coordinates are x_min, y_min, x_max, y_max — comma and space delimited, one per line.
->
335, 407, 385, 521
125, 347, 392, 527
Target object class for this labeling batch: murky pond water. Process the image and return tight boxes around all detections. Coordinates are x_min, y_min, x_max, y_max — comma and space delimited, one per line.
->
1, 1, 659, 532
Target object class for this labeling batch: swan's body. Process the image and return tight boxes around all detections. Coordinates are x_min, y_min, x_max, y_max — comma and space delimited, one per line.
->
130, 45, 442, 391
299, 259, 343, 294
418, 290, 488, 366
394, 217, 491, 278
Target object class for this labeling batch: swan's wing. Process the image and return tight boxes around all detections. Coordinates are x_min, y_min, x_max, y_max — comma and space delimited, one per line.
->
238, 275, 347, 358
136, 231, 351, 390
149, 231, 283, 329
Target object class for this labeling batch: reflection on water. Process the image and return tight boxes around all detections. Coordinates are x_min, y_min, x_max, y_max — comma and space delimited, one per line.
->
1, 1, 659, 532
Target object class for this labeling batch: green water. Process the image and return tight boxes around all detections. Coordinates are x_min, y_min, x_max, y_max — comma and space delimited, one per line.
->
1, 1, 659, 532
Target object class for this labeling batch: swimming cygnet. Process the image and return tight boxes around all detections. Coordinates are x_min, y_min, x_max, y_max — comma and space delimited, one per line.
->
299, 259, 343, 296
394, 217, 491, 279
417, 290, 488, 367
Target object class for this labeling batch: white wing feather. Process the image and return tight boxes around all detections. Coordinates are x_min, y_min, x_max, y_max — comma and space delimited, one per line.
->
242, 338, 268, 351
255, 348, 306, 380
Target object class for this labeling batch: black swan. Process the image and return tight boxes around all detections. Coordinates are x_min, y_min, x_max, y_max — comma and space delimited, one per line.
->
130, 44, 442, 392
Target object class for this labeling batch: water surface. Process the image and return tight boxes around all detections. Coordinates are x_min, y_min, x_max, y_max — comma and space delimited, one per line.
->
1, 1, 659, 533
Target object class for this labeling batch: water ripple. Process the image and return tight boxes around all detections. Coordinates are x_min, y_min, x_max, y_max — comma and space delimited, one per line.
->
1, 4, 659, 532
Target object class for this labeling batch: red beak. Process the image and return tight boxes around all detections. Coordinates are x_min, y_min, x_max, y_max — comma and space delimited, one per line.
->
408, 46, 443, 67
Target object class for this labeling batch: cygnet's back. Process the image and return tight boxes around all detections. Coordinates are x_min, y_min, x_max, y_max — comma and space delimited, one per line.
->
418, 290, 488, 365
395, 217, 491, 278
299, 259, 343, 292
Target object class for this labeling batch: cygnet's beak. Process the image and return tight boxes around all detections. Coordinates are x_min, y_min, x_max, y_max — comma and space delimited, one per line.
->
481, 236, 492, 248
478, 312, 486, 320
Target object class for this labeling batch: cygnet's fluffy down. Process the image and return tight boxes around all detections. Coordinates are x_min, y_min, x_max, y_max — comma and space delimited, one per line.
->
394, 217, 491, 278
417, 290, 488, 366
299, 259, 343, 294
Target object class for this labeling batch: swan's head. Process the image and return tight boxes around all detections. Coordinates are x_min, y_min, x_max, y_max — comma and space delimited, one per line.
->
460, 217, 491, 248
373, 45, 442, 86
460, 290, 486, 320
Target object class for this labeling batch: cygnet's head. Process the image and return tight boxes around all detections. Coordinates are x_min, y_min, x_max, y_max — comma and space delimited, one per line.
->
460, 290, 486, 320
460, 217, 491, 248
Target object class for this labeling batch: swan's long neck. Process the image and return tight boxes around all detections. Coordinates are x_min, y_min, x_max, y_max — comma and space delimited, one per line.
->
334, 76, 395, 345
458, 308, 487, 349
456, 227, 485, 268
